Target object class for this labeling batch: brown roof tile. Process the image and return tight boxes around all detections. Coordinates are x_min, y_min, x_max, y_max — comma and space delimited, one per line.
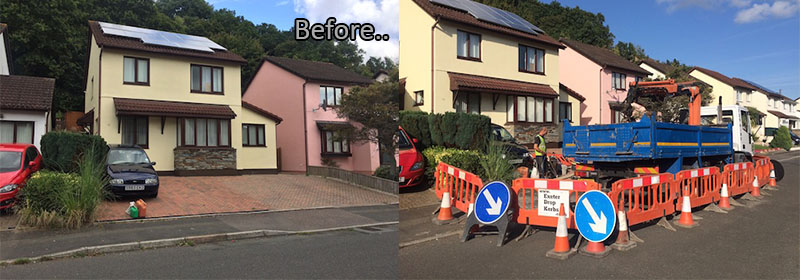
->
413, 0, 564, 49
448, 72, 557, 96
113, 98, 236, 118
560, 38, 651, 76
0, 75, 55, 111
640, 58, 676, 75
242, 101, 283, 124
89, 21, 246, 64
559, 83, 585, 102
690, 66, 758, 91
767, 110, 798, 119
262, 56, 373, 85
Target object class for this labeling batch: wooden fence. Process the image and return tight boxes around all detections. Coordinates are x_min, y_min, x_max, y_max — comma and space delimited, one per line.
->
307, 166, 397, 195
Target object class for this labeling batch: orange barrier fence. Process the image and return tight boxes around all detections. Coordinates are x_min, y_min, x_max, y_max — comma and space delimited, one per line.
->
722, 162, 753, 196
675, 167, 721, 210
608, 173, 677, 226
512, 178, 602, 229
753, 156, 771, 187
433, 162, 483, 213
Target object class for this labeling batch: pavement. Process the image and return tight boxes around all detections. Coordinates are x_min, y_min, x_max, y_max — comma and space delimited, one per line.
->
0, 204, 397, 261
0, 225, 398, 279
398, 151, 800, 278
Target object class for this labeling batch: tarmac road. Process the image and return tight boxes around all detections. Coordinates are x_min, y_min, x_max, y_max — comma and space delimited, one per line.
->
1, 225, 398, 279
399, 151, 800, 279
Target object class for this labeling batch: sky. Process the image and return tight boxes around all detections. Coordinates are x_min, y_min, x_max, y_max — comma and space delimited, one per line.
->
208, 0, 798, 99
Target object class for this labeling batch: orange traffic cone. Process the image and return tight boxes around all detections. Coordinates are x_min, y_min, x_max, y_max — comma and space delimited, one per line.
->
675, 195, 697, 228
433, 192, 454, 225
611, 210, 636, 251
546, 204, 575, 260
750, 175, 761, 197
768, 169, 777, 187
719, 183, 733, 210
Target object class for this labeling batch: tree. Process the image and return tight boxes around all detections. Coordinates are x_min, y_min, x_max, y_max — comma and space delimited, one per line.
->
334, 81, 399, 176
770, 126, 793, 151
613, 41, 646, 63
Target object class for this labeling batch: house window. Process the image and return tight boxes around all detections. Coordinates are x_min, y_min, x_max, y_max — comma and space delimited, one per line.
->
507, 95, 554, 123
121, 116, 148, 148
610, 108, 624, 124
191, 64, 224, 94
518, 45, 544, 74
612, 72, 626, 90
320, 86, 343, 107
242, 124, 266, 147
736, 91, 742, 102
746, 92, 751, 102
559, 102, 572, 123
457, 30, 481, 60
454, 92, 480, 114
321, 129, 350, 156
0, 121, 34, 144
123, 57, 149, 85
178, 118, 230, 147
414, 90, 424, 106
769, 98, 774, 107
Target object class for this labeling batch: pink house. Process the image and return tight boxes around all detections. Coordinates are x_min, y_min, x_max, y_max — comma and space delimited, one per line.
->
242, 56, 379, 173
559, 39, 651, 125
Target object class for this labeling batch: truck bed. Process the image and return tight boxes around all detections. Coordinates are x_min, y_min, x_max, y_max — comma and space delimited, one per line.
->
563, 115, 733, 163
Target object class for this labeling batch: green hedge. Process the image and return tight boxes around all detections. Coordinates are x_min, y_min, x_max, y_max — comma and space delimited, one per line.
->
422, 146, 484, 181
41, 131, 108, 173
770, 126, 793, 151
400, 111, 490, 151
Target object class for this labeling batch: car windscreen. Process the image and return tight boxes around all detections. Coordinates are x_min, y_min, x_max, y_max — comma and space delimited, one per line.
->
0, 151, 22, 173
493, 126, 515, 142
107, 149, 151, 165
397, 130, 412, 150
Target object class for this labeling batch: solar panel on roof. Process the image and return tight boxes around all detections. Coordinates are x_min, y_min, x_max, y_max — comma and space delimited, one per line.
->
98, 22, 226, 53
430, 0, 543, 35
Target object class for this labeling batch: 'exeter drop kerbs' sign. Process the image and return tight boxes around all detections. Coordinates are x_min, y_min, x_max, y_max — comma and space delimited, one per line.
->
538, 189, 570, 217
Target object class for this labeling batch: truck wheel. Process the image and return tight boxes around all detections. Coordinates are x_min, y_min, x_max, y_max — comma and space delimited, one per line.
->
770, 159, 784, 182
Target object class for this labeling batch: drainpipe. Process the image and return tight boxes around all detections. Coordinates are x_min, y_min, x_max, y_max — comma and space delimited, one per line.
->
431, 17, 439, 113
599, 67, 603, 124
302, 80, 309, 174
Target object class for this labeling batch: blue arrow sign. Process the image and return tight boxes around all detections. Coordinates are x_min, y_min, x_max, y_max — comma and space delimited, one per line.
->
575, 190, 616, 242
474, 181, 511, 224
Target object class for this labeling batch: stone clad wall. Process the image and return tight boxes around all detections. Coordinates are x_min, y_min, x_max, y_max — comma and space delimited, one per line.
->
505, 123, 563, 149
174, 148, 237, 170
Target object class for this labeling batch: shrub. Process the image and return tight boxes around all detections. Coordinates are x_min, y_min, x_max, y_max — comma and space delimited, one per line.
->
399, 111, 431, 149
428, 113, 444, 147
481, 142, 517, 184
422, 146, 484, 181
373, 165, 398, 181
18, 148, 109, 229
40, 131, 108, 173
423, 112, 491, 151
770, 126, 793, 151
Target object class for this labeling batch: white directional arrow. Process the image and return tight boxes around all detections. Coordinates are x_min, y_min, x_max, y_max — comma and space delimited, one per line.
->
483, 190, 502, 215
581, 198, 608, 234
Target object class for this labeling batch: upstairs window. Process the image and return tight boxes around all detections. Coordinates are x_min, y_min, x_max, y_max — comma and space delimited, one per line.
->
612, 72, 626, 90
457, 30, 481, 60
191, 65, 224, 94
518, 45, 544, 74
736, 91, 742, 102
320, 86, 343, 107
123, 57, 149, 85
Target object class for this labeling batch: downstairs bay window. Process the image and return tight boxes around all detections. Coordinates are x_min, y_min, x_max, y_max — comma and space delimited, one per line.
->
321, 129, 350, 156
177, 118, 231, 147
506, 95, 553, 123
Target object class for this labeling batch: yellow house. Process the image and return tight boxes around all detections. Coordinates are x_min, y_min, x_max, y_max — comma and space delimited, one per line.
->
399, 0, 571, 147
738, 79, 800, 142
81, 21, 282, 175
638, 58, 675, 80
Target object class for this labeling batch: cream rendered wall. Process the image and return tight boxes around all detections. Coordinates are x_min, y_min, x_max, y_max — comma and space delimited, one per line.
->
399, 0, 434, 112
689, 70, 736, 106
97, 47, 243, 172
557, 88, 581, 125
639, 62, 665, 80
85, 36, 102, 130
431, 21, 560, 115
237, 107, 278, 170
0, 35, 9, 75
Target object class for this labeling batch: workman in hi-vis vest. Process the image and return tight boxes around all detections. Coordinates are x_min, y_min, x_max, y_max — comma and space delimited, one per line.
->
532, 127, 548, 177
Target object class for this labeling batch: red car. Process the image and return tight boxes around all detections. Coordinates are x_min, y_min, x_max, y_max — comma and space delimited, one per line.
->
398, 126, 424, 188
0, 144, 43, 210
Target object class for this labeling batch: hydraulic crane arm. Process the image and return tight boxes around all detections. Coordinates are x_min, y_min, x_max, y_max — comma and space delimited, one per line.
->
619, 79, 702, 125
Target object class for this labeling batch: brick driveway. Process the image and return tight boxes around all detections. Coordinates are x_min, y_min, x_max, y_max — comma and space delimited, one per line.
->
95, 174, 397, 221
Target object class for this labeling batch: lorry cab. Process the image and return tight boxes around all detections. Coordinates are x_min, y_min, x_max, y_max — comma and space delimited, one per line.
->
699, 105, 753, 161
